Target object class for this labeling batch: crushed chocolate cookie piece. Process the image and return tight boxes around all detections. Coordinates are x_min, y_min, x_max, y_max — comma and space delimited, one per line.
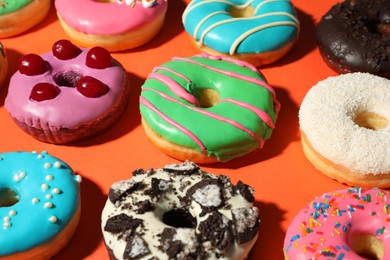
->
163, 161, 200, 175
160, 227, 200, 259
186, 179, 223, 209
123, 234, 150, 259
232, 207, 260, 244
109, 179, 144, 204
135, 200, 155, 214
104, 213, 143, 234
198, 211, 232, 251
132, 169, 146, 176
236, 180, 255, 202
146, 178, 170, 198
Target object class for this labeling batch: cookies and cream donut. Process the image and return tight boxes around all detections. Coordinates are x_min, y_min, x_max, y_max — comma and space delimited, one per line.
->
0, 42, 7, 87
140, 53, 279, 163
316, 0, 390, 77
101, 161, 260, 259
299, 73, 390, 188
4, 40, 128, 144
0, 0, 51, 38
182, 0, 300, 66
0, 151, 81, 259
55, 0, 168, 51
284, 187, 390, 259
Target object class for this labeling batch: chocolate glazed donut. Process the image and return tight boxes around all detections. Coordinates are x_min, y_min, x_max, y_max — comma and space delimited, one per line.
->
316, 0, 390, 77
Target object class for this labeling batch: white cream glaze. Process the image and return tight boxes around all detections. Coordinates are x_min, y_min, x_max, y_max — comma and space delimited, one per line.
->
299, 73, 390, 174
101, 161, 259, 259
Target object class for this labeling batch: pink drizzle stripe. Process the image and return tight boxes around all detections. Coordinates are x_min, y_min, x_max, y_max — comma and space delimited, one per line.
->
142, 88, 265, 147
147, 72, 198, 105
140, 96, 207, 152
154, 66, 191, 83
172, 57, 276, 97
195, 53, 259, 73
220, 98, 275, 129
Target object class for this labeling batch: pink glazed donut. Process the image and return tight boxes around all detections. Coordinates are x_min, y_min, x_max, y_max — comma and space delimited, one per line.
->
4, 40, 128, 144
284, 187, 390, 259
55, 0, 168, 52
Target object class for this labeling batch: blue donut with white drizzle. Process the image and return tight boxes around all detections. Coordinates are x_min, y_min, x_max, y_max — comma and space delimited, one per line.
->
0, 151, 81, 258
182, 0, 300, 66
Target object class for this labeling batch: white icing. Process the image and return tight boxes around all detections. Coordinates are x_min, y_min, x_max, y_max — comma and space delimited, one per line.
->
299, 73, 390, 174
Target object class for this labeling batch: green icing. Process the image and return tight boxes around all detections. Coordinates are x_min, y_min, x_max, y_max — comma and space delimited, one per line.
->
140, 55, 278, 161
0, 0, 32, 15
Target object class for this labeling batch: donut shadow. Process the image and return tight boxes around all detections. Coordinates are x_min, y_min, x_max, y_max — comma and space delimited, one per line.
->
54, 176, 106, 260
118, 0, 187, 53
70, 72, 144, 147
261, 7, 317, 68
211, 86, 299, 169
252, 201, 286, 259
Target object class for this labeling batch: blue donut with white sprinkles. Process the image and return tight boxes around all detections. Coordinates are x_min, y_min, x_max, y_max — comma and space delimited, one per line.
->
0, 151, 81, 259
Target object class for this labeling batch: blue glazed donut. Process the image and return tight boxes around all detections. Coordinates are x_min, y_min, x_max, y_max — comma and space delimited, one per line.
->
182, 0, 300, 66
0, 151, 81, 258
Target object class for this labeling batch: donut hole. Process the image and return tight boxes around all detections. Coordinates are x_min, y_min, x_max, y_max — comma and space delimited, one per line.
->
162, 208, 197, 229
0, 188, 20, 207
229, 5, 255, 18
194, 88, 220, 108
350, 233, 384, 259
354, 111, 388, 130
53, 70, 83, 88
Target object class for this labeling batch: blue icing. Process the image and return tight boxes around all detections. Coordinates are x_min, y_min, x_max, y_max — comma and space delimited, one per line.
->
0, 151, 80, 256
183, 0, 299, 54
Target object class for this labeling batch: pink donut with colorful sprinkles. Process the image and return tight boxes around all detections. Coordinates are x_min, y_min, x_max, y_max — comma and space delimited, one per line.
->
284, 187, 390, 259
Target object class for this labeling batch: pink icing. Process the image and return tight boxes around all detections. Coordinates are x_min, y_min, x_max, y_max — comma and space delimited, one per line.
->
142, 88, 265, 148
4, 48, 126, 130
284, 187, 390, 259
54, 0, 168, 35
140, 96, 207, 151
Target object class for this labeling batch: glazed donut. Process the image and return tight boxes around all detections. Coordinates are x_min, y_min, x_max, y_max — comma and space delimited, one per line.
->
0, 0, 50, 38
0, 42, 7, 87
140, 53, 280, 163
0, 151, 81, 259
316, 0, 390, 77
299, 73, 390, 188
4, 39, 128, 144
182, 0, 300, 67
101, 161, 260, 259
55, 0, 168, 52
284, 187, 390, 259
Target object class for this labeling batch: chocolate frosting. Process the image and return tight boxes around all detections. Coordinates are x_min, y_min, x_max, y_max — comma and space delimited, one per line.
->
316, 0, 390, 77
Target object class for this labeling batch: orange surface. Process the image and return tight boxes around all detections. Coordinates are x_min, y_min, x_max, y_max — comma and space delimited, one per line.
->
0, 0, 347, 259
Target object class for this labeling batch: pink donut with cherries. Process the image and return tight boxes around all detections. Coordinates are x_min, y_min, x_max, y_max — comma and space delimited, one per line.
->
284, 187, 390, 259
5, 40, 128, 144
55, 0, 168, 51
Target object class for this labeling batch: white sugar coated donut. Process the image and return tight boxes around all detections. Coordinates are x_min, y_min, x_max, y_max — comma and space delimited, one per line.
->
299, 72, 390, 187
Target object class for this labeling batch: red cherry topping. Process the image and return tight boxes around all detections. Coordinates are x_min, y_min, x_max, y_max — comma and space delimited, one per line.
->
19, 54, 48, 76
76, 76, 109, 98
30, 83, 60, 102
52, 39, 82, 60
86, 47, 112, 69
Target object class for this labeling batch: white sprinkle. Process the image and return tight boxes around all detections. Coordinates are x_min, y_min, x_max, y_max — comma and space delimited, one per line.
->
49, 216, 57, 223
44, 202, 53, 208
46, 194, 53, 199
32, 198, 39, 204
3, 216, 10, 221
75, 175, 82, 183
8, 210, 16, 216
37, 154, 44, 159
41, 184, 49, 190
3, 221, 11, 228
44, 162, 52, 169
52, 188, 61, 194
13, 175, 20, 182
46, 175, 53, 181
53, 161, 61, 168
19, 172, 26, 178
